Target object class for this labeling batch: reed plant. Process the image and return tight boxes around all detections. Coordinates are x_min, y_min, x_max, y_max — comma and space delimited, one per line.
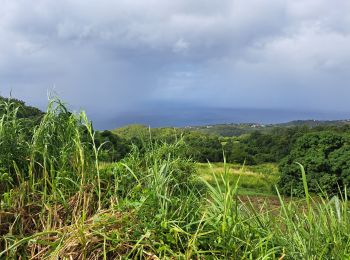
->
0, 97, 350, 259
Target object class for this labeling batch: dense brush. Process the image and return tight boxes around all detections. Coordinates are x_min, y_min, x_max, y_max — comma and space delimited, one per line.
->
1, 97, 350, 259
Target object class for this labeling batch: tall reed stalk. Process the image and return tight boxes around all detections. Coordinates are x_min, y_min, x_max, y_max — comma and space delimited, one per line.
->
1, 97, 350, 259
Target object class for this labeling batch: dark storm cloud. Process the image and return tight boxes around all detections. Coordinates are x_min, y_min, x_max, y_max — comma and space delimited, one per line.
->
1, 0, 350, 128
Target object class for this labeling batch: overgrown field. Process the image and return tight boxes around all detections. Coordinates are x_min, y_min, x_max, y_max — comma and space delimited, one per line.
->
197, 162, 279, 196
1, 98, 350, 259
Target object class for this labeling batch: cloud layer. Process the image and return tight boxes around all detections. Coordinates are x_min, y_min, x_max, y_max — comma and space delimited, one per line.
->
1, 0, 350, 128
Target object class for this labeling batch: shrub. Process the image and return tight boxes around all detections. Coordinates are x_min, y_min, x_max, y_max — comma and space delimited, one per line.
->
278, 131, 350, 196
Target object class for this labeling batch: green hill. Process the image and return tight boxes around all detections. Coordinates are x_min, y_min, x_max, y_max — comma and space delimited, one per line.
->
180, 120, 350, 137
0, 96, 43, 119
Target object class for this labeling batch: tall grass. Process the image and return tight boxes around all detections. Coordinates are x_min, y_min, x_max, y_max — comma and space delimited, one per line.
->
197, 162, 279, 195
1, 97, 350, 259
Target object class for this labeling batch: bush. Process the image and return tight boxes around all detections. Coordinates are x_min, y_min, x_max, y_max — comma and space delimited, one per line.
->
278, 131, 350, 196
95, 130, 131, 162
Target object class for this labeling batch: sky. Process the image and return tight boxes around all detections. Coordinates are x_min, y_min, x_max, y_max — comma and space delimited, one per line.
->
1, 0, 350, 129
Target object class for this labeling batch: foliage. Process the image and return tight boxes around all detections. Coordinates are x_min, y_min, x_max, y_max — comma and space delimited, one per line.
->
94, 130, 130, 161
0, 99, 31, 181
189, 120, 350, 137
278, 131, 350, 196
114, 125, 224, 163
112, 124, 315, 165
197, 162, 279, 195
1, 96, 350, 258
0, 95, 43, 119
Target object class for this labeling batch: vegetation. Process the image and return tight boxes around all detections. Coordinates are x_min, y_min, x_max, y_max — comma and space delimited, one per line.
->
0, 96, 43, 120
197, 162, 279, 196
188, 120, 350, 137
1, 96, 350, 258
279, 131, 350, 196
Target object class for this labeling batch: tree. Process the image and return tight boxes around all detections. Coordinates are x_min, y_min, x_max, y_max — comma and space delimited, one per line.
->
278, 131, 349, 196
95, 130, 131, 161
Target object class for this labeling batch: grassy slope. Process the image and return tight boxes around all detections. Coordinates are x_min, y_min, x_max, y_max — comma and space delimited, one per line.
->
197, 162, 279, 196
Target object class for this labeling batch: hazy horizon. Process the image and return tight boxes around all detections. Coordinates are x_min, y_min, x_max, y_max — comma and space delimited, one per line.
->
1, 93, 350, 130
91, 105, 350, 129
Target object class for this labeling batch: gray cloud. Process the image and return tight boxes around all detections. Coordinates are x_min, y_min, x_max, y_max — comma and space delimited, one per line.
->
0, 0, 349, 128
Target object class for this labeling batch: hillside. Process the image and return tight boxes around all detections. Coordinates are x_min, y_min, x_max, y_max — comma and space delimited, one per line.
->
181, 119, 350, 137
2, 97, 350, 259
113, 120, 350, 139
0, 96, 43, 119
